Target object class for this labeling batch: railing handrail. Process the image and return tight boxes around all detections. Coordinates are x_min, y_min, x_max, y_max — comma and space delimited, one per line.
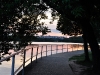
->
0, 48, 31, 62
0, 43, 84, 75
0, 46, 41, 62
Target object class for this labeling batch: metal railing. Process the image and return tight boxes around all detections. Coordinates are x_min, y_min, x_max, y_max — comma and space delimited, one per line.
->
0, 43, 84, 75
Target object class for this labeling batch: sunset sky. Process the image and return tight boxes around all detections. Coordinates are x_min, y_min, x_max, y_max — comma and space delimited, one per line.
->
38, 9, 66, 37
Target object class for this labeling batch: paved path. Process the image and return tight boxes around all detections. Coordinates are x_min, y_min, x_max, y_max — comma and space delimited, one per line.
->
18, 50, 84, 75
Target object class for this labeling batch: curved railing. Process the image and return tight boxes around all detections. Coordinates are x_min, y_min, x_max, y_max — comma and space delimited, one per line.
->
0, 43, 84, 75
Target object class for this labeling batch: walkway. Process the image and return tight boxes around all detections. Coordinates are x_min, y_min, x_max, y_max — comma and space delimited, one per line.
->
18, 50, 84, 75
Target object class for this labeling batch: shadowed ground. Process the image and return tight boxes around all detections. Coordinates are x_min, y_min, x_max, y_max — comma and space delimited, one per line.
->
17, 50, 84, 75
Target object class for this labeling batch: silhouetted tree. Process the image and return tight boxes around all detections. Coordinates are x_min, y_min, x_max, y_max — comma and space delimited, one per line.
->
56, 15, 90, 61
0, 0, 50, 55
43, 0, 100, 74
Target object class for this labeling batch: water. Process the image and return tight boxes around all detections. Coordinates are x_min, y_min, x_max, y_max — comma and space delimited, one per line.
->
0, 42, 84, 75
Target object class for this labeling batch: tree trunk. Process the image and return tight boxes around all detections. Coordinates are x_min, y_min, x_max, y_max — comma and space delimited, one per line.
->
82, 34, 90, 61
80, 18, 100, 74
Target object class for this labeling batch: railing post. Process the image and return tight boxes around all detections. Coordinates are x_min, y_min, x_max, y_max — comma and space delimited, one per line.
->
0, 53, 1, 64
72, 44, 73, 52
82, 44, 84, 50
41, 46, 43, 59
0, 53, 1, 60
31, 47, 33, 67
77, 44, 79, 51
11, 55, 15, 75
36, 47, 38, 63
67, 44, 68, 52
22, 50, 26, 75
51, 45, 52, 55
46, 45, 47, 57
62, 44, 63, 53
56, 45, 58, 54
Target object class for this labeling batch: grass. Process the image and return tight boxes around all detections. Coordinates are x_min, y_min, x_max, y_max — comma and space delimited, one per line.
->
69, 52, 100, 75
69, 52, 92, 66
69, 52, 93, 75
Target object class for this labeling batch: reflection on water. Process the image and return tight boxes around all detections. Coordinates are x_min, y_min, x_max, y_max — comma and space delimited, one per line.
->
0, 43, 86, 75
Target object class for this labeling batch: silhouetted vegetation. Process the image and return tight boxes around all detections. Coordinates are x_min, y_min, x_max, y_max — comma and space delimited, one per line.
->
33, 36, 83, 43
43, 0, 100, 74
0, 1, 50, 55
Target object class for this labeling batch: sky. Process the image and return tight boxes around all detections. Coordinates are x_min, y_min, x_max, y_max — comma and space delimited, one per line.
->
38, 9, 66, 37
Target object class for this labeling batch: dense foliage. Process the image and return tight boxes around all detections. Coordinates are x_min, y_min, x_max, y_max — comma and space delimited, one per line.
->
0, 0, 50, 55
43, 0, 100, 74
